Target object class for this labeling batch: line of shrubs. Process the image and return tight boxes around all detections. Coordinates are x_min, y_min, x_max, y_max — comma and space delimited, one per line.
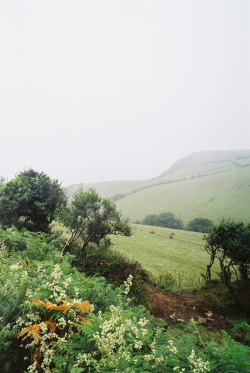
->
137, 213, 213, 233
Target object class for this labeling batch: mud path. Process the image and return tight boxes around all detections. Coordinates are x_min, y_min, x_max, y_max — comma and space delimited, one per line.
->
146, 284, 231, 331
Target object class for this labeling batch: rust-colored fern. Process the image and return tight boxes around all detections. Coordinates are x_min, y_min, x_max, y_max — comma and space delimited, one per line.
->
17, 298, 93, 367
16, 320, 56, 343
77, 300, 93, 314
16, 324, 42, 343
31, 299, 93, 315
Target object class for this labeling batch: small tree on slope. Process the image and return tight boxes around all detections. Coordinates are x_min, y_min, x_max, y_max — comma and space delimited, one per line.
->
204, 219, 250, 288
58, 188, 132, 255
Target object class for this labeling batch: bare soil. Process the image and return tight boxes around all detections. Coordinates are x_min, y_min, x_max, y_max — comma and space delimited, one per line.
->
146, 284, 232, 331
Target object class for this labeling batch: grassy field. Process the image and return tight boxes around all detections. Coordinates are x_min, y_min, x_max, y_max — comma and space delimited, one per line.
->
116, 167, 250, 224
65, 151, 250, 225
110, 224, 220, 283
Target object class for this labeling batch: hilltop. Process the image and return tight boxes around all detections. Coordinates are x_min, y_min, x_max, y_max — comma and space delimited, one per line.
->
65, 150, 250, 224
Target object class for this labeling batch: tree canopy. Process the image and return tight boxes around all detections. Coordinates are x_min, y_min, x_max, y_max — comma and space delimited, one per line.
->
204, 219, 250, 286
186, 218, 213, 233
0, 169, 66, 233
141, 212, 184, 230
58, 188, 132, 254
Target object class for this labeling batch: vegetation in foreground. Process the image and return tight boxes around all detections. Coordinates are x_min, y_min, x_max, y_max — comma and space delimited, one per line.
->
0, 227, 249, 372
0, 169, 249, 372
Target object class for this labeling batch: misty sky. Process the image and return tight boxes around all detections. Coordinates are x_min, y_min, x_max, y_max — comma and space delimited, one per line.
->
1, 0, 249, 186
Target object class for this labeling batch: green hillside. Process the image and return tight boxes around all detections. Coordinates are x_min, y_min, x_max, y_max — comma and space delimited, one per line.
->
65, 150, 250, 224
64, 179, 156, 198
110, 224, 220, 279
116, 167, 250, 224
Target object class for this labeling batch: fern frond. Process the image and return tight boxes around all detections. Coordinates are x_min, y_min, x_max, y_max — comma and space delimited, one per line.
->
77, 300, 94, 314
16, 324, 42, 343
16, 320, 57, 343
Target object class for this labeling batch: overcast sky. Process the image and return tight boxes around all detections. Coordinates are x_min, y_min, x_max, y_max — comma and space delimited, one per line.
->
0, 0, 249, 186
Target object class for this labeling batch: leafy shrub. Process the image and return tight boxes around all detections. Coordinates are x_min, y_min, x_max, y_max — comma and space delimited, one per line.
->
72, 244, 151, 306
186, 218, 213, 233
202, 280, 250, 315
230, 321, 250, 346
0, 169, 66, 233
141, 212, 184, 230
207, 330, 250, 372
0, 226, 63, 262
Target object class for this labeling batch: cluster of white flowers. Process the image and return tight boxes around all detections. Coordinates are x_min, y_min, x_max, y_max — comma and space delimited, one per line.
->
0, 241, 8, 262
138, 316, 149, 327
38, 333, 57, 373
73, 305, 166, 371
51, 264, 62, 281
36, 264, 75, 304
75, 352, 99, 368
62, 276, 72, 288
26, 312, 41, 323
188, 350, 210, 372
134, 340, 143, 350
10, 262, 22, 271
57, 316, 67, 329
15, 316, 26, 327
167, 340, 178, 356
27, 362, 38, 373
123, 274, 133, 295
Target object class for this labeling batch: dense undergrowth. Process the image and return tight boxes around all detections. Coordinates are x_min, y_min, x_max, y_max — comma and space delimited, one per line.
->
0, 226, 249, 372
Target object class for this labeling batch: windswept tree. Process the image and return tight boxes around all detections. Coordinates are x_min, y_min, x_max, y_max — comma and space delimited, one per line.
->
58, 188, 132, 254
204, 219, 250, 288
0, 169, 66, 233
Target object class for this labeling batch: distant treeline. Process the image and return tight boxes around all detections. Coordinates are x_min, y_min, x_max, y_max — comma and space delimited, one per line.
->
137, 213, 213, 233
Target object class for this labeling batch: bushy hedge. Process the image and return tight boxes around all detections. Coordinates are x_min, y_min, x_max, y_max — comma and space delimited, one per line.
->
141, 212, 184, 230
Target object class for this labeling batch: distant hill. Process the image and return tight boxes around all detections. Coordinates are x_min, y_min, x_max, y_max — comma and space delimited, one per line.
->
65, 150, 250, 224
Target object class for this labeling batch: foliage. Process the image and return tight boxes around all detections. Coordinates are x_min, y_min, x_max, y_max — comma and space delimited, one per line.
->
0, 169, 66, 233
0, 176, 5, 190
71, 244, 150, 305
0, 226, 63, 262
0, 229, 250, 372
57, 188, 132, 254
201, 279, 250, 315
207, 330, 250, 372
141, 212, 184, 230
230, 320, 250, 346
0, 241, 122, 372
186, 218, 213, 233
204, 219, 250, 287
164, 322, 250, 373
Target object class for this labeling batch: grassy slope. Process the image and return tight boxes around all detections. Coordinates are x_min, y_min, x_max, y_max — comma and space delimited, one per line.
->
64, 180, 156, 198
116, 167, 250, 224
110, 224, 220, 278
65, 151, 250, 224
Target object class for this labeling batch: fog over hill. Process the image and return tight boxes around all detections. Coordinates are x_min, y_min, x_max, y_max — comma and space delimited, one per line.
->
65, 150, 250, 224
160, 150, 250, 177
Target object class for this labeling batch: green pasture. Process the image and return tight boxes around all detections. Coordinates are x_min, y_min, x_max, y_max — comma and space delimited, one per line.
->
110, 224, 220, 280
116, 168, 250, 224
64, 151, 250, 225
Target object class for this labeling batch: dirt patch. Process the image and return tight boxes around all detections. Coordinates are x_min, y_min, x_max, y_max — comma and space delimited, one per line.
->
146, 284, 231, 331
